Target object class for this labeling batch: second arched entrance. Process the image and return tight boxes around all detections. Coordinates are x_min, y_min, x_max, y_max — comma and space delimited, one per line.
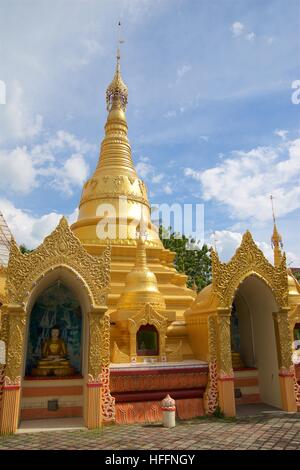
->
231, 274, 281, 410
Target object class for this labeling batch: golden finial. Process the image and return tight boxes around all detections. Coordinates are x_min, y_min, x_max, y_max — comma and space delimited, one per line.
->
270, 195, 283, 249
270, 195, 283, 267
106, 21, 128, 112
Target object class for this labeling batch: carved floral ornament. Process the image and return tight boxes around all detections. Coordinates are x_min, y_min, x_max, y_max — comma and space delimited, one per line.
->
79, 174, 150, 208
128, 303, 168, 336
5, 217, 111, 309
211, 230, 289, 309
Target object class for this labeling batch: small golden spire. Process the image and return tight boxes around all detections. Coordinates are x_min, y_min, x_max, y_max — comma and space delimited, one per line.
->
270, 195, 283, 267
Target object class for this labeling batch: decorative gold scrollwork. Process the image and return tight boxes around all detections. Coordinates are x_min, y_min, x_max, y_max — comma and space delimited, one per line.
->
6, 217, 111, 308
211, 231, 289, 309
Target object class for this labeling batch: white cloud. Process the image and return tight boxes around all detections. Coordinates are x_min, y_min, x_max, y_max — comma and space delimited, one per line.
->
184, 167, 202, 181
136, 158, 161, 181
152, 173, 164, 184
246, 32, 256, 41
0, 130, 92, 196
164, 110, 177, 119
208, 229, 298, 265
185, 137, 300, 222
136, 161, 153, 179
168, 63, 192, 88
0, 199, 61, 249
231, 21, 256, 42
82, 38, 103, 56
163, 183, 173, 195
0, 147, 37, 193
68, 207, 79, 225
0, 198, 78, 249
274, 129, 288, 140
0, 80, 43, 143
64, 38, 104, 69
208, 230, 242, 261
265, 36, 275, 45
177, 64, 191, 79
136, 158, 173, 194
231, 22, 245, 37
50, 153, 89, 196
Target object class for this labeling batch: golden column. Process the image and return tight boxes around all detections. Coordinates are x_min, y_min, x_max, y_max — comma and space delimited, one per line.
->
86, 307, 112, 429
273, 307, 297, 412
0, 305, 26, 435
216, 308, 236, 417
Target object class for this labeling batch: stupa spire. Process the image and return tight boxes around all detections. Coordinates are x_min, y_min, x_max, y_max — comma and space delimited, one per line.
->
270, 195, 283, 267
94, 30, 136, 178
71, 25, 162, 248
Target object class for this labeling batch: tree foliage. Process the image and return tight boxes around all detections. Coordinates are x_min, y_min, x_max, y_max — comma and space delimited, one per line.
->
159, 226, 212, 292
292, 270, 300, 283
19, 244, 33, 254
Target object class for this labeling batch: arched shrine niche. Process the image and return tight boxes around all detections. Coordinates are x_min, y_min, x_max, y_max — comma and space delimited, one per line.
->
137, 324, 159, 357
25, 282, 82, 378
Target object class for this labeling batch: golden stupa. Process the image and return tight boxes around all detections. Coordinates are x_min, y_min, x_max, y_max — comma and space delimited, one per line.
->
71, 49, 196, 361
0, 47, 299, 436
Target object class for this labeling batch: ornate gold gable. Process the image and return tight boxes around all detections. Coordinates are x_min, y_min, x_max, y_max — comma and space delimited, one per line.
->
211, 230, 289, 309
6, 217, 110, 307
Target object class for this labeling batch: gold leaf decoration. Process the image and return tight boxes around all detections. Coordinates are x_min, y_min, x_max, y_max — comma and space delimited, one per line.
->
5, 311, 26, 381
211, 230, 289, 309
203, 315, 218, 414
6, 217, 111, 307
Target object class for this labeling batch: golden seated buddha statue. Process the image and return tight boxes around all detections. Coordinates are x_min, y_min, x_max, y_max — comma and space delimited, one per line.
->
32, 326, 75, 377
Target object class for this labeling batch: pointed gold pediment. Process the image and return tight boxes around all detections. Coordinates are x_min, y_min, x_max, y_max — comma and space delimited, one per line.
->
6, 217, 111, 307
128, 303, 168, 334
211, 230, 289, 308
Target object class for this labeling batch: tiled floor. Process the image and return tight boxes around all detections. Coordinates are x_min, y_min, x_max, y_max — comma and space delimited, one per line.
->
18, 417, 85, 433
1, 411, 300, 450
236, 403, 280, 416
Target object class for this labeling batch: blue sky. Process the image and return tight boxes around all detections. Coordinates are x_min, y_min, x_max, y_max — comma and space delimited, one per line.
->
0, 0, 300, 264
